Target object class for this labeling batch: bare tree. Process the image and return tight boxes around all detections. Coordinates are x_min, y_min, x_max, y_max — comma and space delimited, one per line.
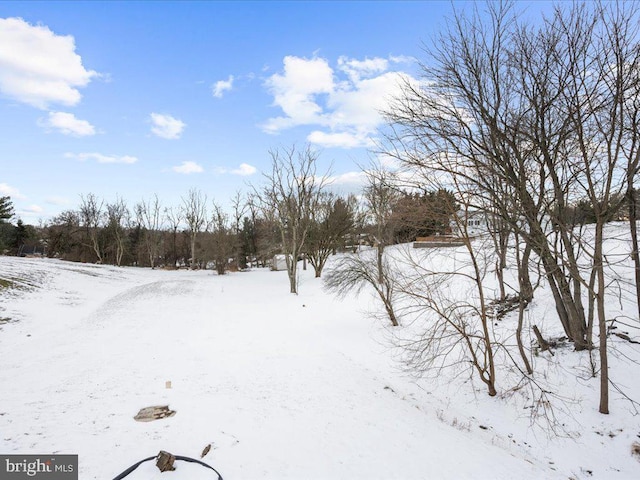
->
136, 194, 164, 269
207, 199, 235, 275
105, 197, 129, 266
243, 193, 280, 268
324, 164, 401, 327
164, 206, 183, 268
324, 248, 400, 327
363, 164, 399, 284
397, 171, 499, 395
79, 193, 104, 264
325, 182, 499, 393
383, 0, 640, 413
384, 0, 592, 348
181, 188, 207, 269
230, 191, 248, 269
393, 241, 498, 396
254, 144, 329, 294
554, 0, 640, 414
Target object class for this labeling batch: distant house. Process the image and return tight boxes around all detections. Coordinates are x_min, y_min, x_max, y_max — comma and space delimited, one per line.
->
465, 211, 490, 236
413, 209, 492, 247
450, 210, 490, 237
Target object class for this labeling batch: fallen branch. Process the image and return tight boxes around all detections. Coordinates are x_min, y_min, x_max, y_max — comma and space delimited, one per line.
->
532, 325, 554, 356
613, 332, 640, 344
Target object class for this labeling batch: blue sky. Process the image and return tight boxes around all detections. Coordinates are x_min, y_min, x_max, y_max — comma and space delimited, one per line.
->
0, 1, 548, 223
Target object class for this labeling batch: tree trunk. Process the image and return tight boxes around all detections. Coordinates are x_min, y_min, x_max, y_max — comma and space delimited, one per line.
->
384, 302, 399, 327
587, 267, 597, 376
515, 233, 533, 374
148, 243, 155, 269
520, 243, 534, 303
376, 243, 384, 284
493, 219, 509, 300
627, 186, 640, 321
172, 228, 178, 267
288, 270, 297, 294
287, 255, 298, 294
190, 236, 197, 269
595, 222, 609, 414
532, 325, 551, 354
373, 282, 398, 327
89, 229, 102, 264
538, 245, 588, 350
525, 206, 587, 349
470, 242, 497, 397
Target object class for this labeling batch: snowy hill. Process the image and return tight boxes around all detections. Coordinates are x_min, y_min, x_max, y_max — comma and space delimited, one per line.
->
0, 250, 637, 479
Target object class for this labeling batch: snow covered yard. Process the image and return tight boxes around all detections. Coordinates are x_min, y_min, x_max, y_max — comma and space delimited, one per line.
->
0, 256, 637, 479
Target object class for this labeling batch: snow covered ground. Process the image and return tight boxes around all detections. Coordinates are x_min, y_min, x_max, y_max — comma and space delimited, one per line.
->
0, 250, 638, 479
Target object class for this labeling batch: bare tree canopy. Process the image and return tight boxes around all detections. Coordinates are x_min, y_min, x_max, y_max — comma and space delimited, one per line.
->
254, 144, 330, 294
381, 0, 640, 413
181, 188, 208, 269
136, 194, 164, 269
79, 193, 104, 264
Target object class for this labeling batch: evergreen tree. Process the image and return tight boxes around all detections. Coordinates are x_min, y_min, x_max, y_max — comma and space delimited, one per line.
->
0, 196, 13, 222
0, 196, 14, 252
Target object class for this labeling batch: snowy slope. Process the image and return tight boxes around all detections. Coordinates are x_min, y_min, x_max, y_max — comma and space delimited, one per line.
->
0, 254, 636, 479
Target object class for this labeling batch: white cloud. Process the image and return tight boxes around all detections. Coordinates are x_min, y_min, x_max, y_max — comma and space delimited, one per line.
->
307, 130, 374, 149
328, 171, 367, 185
328, 72, 409, 130
65, 152, 138, 164
230, 163, 257, 176
212, 75, 234, 98
16, 204, 45, 219
0, 183, 26, 199
377, 153, 401, 170
262, 55, 334, 133
45, 196, 70, 205
40, 111, 96, 136
0, 17, 97, 109
22, 204, 43, 214
172, 161, 203, 174
150, 113, 185, 139
337, 56, 388, 82
262, 54, 416, 149
389, 55, 414, 65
